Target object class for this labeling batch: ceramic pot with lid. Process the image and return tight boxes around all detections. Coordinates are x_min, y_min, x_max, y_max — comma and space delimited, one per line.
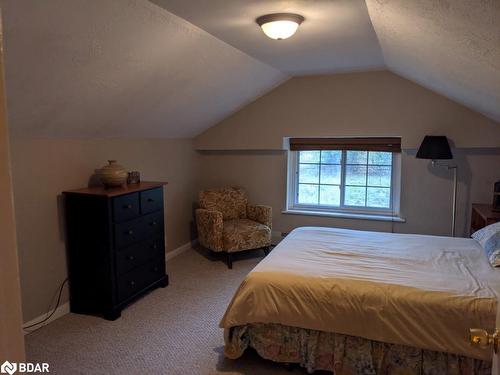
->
97, 160, 128, 187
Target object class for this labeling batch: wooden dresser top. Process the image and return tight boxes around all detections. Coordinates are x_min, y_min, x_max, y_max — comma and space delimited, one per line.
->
63, 181, 167, 197
472, 203, 500, 219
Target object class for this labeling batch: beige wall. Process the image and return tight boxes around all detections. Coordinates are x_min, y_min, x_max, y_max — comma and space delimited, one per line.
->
196, 71, 500, 240
199, 149, 500, 238
0, 24, 25, 362
9, 137, 199, 322
195, 71, 500, 150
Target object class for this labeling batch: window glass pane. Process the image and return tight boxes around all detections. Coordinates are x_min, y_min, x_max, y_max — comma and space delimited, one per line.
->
299, 151, 320, 163
292, 149, 394, 212
319, 185, 340, 206
299, 164, 319, 183
345, 165, 367, 186
344, 186, 366, 206
368, 151, 392, 165
367, 187, 391, 208
298, 184, 318, 204
321, 150, 342, 164
367, 166, 391, 187
346, 151, 367, 164
320, 165, 341, 185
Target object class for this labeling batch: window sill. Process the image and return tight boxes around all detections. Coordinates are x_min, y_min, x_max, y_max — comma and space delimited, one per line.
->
282, 209, 406, 223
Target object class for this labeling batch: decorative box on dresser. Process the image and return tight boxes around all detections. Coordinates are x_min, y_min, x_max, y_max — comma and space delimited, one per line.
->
63, 181, 168, 320
470, 203, 500, 234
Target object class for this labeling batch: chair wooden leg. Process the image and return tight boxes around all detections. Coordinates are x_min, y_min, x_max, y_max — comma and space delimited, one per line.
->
226, 252, 233, 269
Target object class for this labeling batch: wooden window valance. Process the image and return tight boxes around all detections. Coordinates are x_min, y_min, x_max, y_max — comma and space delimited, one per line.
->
289, 137, 401, 152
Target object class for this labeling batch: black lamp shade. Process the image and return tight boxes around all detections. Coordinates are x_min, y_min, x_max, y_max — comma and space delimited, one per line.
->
416, 136, 453, 160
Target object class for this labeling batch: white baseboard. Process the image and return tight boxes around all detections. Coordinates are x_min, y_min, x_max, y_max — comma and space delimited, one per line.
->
23, 302, 70, 334
23, 240, 196, 334
166, 239, 197, 261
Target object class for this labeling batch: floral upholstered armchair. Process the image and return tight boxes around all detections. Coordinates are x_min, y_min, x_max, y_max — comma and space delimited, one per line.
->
195, 187, 272, 269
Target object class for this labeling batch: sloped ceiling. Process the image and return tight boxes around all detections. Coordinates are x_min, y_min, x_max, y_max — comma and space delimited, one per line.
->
1, 0, 498, 139
158, 0, 499, 125
365, 0, 500, 123
1, 0, 286, 138
152, 0, 385, 75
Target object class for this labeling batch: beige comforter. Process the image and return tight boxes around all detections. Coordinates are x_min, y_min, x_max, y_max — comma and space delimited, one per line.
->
220, 226, 499, 360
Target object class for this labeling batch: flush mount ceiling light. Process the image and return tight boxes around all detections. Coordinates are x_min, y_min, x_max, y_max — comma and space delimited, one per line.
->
256, 13, 305, 40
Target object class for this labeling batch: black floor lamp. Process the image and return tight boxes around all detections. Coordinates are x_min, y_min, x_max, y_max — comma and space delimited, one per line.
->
416, 136, 457, 237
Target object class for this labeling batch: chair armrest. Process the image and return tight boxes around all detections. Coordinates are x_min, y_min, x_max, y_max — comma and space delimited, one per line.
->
195, 209, 224, 252
247, 204, 272, 229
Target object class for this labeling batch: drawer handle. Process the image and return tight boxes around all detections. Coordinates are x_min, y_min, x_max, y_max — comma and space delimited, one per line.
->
153, 266, 159, 272
128, 255, 135, 261
129, 280, 135, 286
126, 230, 134, 235
124, 204, 133, 209
150, 221, 157, 226
147, 198, 155, 202
152, 244, 158, 249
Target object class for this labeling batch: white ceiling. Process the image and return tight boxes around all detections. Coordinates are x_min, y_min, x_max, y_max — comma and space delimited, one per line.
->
1, 0, 286, 138
1, 0, 498, 139
366, 0, 500, 123
152, 0, 385, 75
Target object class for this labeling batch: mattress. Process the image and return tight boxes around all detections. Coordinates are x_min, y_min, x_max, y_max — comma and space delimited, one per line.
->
220, 226, 499, 360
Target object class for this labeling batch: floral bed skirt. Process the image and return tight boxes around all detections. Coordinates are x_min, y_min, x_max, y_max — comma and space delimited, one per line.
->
224, 323, 491, 374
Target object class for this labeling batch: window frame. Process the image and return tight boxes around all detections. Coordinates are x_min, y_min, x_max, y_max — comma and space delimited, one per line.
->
286, 149, 401, 216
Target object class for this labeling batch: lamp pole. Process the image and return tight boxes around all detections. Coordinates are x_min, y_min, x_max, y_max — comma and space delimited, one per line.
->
432, 161, 458, 237
450, 165, 457, 237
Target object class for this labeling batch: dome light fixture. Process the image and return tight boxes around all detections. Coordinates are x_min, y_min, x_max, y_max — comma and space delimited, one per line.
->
256, 13, 305, 40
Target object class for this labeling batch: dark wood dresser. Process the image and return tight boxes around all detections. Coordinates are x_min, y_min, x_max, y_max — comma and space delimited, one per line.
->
63, 181, 168, 320
470, 203, 500, 235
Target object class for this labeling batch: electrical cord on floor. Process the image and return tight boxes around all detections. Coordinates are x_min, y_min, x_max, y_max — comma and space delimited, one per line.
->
23, 278, 69, 332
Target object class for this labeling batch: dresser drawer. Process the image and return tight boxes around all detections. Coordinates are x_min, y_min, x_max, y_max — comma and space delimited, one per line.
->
117, 257, 165, 302
114, 212, 164, 249
114, 217, 145, 248
143, 211, 164, 237
144, 234, 166, 259
115, 235, 165, 275
116, 243, 147, 276
113, 193, 140, 223
141, 188, 163, 214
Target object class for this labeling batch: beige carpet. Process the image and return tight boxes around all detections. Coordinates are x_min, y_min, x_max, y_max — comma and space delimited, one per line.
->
25, 247, 303, 375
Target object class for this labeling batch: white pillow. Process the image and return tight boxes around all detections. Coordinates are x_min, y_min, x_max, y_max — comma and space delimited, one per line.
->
472, 222, 500, 267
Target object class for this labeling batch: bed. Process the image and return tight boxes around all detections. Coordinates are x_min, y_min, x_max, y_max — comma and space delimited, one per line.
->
220, 226, 499, 374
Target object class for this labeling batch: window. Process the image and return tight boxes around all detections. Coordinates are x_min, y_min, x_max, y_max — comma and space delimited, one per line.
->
286, 138, 401, 218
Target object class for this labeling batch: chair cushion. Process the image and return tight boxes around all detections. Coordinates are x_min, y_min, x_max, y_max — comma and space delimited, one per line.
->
223, 219, 271, 252
199, 187, 247, 221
